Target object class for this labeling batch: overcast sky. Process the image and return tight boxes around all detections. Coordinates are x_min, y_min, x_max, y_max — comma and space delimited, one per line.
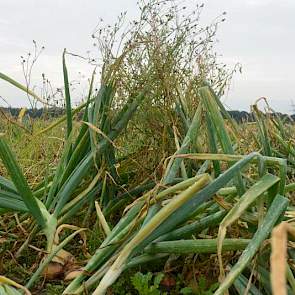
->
0, 0, 294, 113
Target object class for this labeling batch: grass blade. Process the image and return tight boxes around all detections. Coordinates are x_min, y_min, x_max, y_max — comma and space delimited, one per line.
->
62, 49, 73, 139
0, 138, 46, 228
144, 238, 250, 254
215, 194, 289, 295
0, 72, 48, 106
217, 173, 280, 280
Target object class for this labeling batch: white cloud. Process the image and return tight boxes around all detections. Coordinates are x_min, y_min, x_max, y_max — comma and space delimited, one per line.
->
0, 0, 294, 113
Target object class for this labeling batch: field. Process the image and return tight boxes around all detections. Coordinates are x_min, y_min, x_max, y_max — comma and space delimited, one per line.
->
1, 1, 295, 294
1, 82, 295, 295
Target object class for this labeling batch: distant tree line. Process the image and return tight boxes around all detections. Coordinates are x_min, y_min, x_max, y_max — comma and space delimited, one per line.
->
227, 110, 295, 123
1, 107, 294, 123
0, 107, 65, 119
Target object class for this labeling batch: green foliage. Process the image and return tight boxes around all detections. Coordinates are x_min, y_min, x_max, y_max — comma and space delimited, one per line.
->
180, 287, 193, 294
180, 276, 219, 295
131, 272, 165, 295
43, 283, 65, 295
111, 275, 133, 295
195, 276, 219, 295
2, 1, 295, 295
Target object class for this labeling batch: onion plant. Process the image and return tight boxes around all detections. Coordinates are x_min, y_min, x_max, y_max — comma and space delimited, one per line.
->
1, 3, 295, 292
0, 50, 147, 288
